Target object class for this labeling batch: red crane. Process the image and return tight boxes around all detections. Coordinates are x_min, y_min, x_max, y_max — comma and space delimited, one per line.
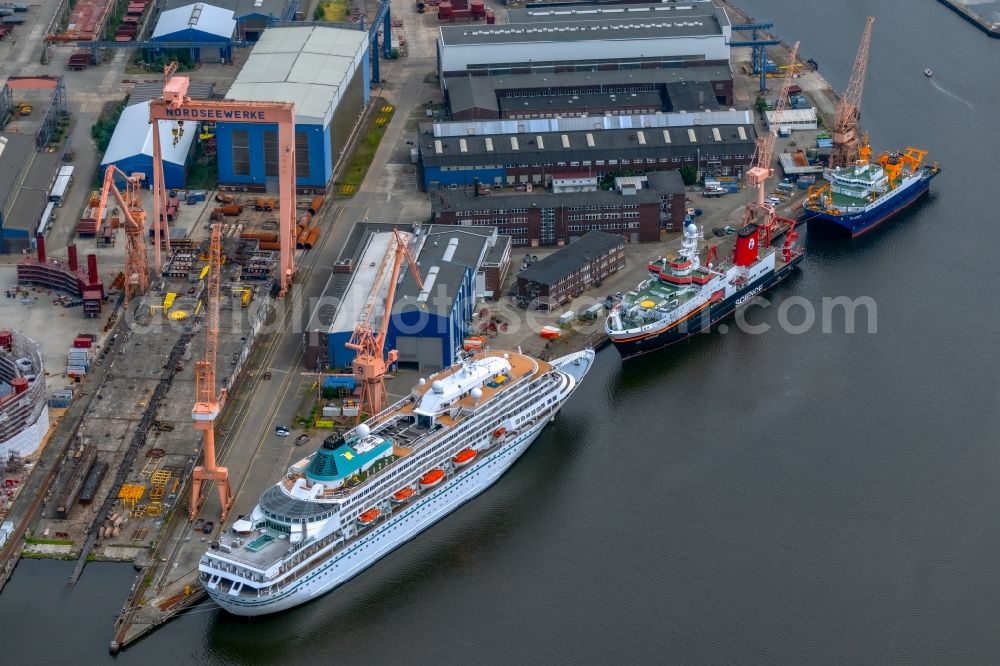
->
742, 41, 800, 244
150, 71, 298, 295
189, 224, 232, 521
94, 165, 149, 304
830, 17, 875, 168
346, 230, 423, 420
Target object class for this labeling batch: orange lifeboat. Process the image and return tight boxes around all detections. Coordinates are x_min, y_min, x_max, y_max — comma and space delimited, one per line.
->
493, 427, 506, 439
419, 468, 445, 488
391, 486, 415, 504
452, 448, 477, 467
358, 507, 380, 526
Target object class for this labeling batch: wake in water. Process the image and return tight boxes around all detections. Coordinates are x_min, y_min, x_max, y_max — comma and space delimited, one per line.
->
928, 77, 976, 113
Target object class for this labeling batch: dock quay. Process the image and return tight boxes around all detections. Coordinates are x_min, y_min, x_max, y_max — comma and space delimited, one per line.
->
0, 0, 846, 652
935, 0, 1000, 37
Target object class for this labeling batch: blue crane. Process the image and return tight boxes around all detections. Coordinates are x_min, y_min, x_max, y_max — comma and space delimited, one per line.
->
730, 21, 781, 95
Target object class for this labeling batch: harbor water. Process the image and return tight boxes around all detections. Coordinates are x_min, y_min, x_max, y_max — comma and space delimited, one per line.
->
3, 1, 1000, 663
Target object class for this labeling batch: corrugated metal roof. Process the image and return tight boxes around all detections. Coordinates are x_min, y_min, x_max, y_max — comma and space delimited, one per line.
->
765, 107, 817, 125
101, 100, 194, 167
164, 0, 289, 19
128, 81, 215, 106
225, 27, 367, 126
152, 2, 236, 39
420, 123, 756, 167
440, 3, 725, 46
432, 110, 752, 137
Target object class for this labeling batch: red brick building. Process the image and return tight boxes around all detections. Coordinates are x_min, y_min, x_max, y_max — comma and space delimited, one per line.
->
430, 170, 686, 247
514, 231, 625, 309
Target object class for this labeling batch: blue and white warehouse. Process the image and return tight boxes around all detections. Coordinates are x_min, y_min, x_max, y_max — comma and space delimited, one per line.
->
101, 100, 196, 189
152, 2, 237, 63
215, 26, 370, 190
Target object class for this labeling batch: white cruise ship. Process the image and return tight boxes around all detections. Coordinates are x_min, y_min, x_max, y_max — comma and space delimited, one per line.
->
199, 348, 595, 615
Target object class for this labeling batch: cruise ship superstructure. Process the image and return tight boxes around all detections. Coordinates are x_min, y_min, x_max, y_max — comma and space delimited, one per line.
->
199, 348, 595, 615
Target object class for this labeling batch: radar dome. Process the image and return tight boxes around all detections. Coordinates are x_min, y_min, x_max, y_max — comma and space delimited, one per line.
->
470, 387, 483, 401
431, 380, 445, 394
355, 423, 371, 438
418, 378, 426, 386
686, 223, 697, 235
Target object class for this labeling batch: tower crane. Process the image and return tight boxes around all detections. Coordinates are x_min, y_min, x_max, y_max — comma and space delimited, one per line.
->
346, 230, 423, 420
189, 224, 233, 521
94, 165, 149, 304
830, 16, 875, 168
742, 41, 800, 245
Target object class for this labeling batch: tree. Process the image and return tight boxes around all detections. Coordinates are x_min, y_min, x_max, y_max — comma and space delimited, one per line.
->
756, 95, 769, 115
680, 165, 699, 186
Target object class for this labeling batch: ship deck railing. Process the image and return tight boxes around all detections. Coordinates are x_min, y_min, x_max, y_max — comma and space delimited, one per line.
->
308, 359, 544, 501
227, 403, 566, 600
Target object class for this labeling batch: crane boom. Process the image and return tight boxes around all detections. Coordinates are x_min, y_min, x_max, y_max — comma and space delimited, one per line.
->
830, 16, 875, 168
376, 230, 422, 348
95, 165, 149, 303
345, 230, 423, 420
744, 41, 799, 210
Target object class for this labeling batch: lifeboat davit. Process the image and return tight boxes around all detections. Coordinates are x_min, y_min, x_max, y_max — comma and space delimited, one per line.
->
391, 486, 415, 504
358, 507, 380, 526
452, 448, 477, 467
419, 468, 445, 488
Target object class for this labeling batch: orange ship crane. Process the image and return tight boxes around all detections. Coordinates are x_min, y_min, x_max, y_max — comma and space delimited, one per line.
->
149, 72, 298, 296
743, 41, 799, 242
346, 230, 423, 420
830, 16, 875, 168
95, 165, 149, 304
189, 224, 233, 521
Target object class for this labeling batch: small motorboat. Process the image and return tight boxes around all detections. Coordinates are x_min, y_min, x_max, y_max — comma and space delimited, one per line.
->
419, 468, 445, 488
452, 448, 477, 468
358, 507, 381, 526
391, 486, 415, 504
924, 68, 933, 78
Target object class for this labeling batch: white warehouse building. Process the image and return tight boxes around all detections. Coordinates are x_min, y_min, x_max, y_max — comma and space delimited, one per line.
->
437, 1, 732, 88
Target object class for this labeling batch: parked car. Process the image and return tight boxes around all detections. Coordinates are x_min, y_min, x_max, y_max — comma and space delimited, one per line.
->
202, 521, 215, 534
193, 518, 205, 531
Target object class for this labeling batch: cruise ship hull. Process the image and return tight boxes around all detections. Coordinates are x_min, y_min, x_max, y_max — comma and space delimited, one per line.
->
608, 255, 803, 360
803, 169, 938, 237
204, 351, 594, 616
207, 420, 549, 615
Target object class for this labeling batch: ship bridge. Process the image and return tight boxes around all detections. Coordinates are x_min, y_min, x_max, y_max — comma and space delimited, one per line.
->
412, 356, 512, 416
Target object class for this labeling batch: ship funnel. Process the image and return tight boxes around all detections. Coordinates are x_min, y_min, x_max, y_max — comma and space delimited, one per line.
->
733, 223, 760, 267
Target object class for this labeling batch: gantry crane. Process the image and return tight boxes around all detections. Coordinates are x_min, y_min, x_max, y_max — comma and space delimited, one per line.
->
95, 165, 149, 304
189, 224, 233, 521
149, 72, 298, 295
742, 41, 800, 245
830, 17, 875, 168
346, 230, 423, 420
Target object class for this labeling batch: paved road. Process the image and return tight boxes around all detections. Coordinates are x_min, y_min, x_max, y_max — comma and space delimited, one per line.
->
134, 0, 445, 604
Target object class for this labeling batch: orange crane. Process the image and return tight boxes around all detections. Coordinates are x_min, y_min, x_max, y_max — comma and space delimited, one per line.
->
149, 73, 298, 295
189, 224, 233, 521
742, 41, 800, 244
346, 230, 423, 420
830, 17, 875, 168
95, 165, 149, 304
